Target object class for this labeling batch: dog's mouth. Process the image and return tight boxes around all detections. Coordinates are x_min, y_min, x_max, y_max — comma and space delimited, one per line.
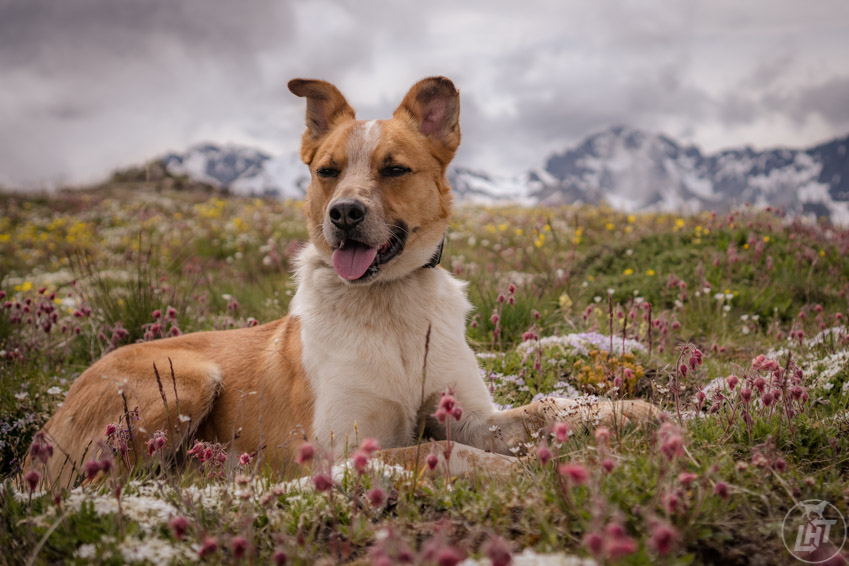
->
331, 224, 407, 281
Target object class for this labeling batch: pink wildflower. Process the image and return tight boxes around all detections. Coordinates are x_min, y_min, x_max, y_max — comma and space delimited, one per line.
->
558, 462, 589, 485
296, 442, 314, 464
360, 437, 380, 455
24, 469, 40, 492
231, 536, 249, 559
537, 443, 552, 465
352, 450, 369, 475
170, 516, 189, 540
553, 421, 570, 443
677, 472, 698, 487
312, 473, 332, 492
649, 523, 678, 555
367, 487, 385, 507
426, 453, 439, 470
199, 536, 218, 559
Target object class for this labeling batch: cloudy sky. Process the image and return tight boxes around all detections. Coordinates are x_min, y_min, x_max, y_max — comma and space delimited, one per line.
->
1, 0, 848, 188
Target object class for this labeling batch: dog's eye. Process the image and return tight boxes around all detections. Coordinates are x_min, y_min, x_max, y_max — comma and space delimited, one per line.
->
316, 167, 340, 179
380, 165, 411, 178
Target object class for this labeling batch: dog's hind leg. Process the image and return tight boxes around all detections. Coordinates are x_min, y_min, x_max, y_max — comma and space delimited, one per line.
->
375, 441, 519, 481
34, 348, 223, 488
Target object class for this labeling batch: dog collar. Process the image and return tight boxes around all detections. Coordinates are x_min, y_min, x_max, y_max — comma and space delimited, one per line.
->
422, 238, 444, 269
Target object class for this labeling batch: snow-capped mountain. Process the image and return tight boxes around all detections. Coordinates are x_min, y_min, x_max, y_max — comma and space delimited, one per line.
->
159, 128, 849, 222
161, 144, 308, 199
536, 126, 849, 222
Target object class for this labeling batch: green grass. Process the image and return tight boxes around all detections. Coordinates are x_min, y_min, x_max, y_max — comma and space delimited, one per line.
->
1, 190, 848, 564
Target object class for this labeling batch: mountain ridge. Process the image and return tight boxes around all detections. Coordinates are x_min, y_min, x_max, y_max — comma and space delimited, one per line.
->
157, 126, 849, 222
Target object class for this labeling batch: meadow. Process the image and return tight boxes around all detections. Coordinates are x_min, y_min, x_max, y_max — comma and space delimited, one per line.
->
1, 184, 848, 565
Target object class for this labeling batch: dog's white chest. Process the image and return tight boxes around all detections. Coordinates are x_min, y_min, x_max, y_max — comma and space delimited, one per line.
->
289, 245, 482, 451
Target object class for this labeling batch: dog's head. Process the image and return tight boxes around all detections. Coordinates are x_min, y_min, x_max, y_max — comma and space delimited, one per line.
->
288, 77, 459, 284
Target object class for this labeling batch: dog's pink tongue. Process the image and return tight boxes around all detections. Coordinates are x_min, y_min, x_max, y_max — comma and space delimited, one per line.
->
332, 241, 378, 280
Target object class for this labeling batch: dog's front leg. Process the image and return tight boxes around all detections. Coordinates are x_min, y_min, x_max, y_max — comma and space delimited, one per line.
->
450, 397, 660, 457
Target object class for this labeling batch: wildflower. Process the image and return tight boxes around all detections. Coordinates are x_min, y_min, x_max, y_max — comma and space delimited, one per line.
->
602, 459, 615, 473
198, 536, 218, 559
29, 434, 54, 465
435, 546, 464, 566
583, 532, 604, 556
558, 462, 589, 485
151, 309, 162, 319
231, 536, 249, 559
367, 487, 386, 507
773, 458, 787, 473
352, 450, 369, 475
649, 522, 678, 555
658, 423, 684, 461
677, 472, 698, 487
726, 375, 739, 391
296, 442, 314, 464
490, 313, 500, 326
312, 473, 333, 492
24, 469, 40, 492
360, 437, 380, 455
84, 459, 102, 481
713, 481, 730, 500
604, 523, 638, 560
170, 516, 189, 540
751, 452, 769, 468
739, 387, 752, 402
482, 535, 512, 566
426, 453, 439, 470
537, 444, 552, 466
239, 452, 252, 467
273, 550, 288, 565
166, 307, 177, 319
553, 421, 570, 443
663, 491, 681, 514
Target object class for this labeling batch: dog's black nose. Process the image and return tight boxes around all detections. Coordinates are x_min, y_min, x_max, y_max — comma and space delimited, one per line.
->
329, 199, 367, 230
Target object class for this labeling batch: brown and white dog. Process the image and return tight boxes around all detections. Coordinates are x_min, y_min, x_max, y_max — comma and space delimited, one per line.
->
34, 77, 657, 485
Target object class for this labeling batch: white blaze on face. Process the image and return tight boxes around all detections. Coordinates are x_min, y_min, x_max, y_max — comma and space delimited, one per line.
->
342, 120, 382, 189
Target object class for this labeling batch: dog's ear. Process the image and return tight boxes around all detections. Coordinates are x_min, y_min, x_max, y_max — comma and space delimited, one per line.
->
393, 76, 460, 165
288, 79, 356, 164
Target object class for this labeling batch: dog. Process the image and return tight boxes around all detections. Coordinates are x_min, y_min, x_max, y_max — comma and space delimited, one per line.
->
32, 77, 657, 485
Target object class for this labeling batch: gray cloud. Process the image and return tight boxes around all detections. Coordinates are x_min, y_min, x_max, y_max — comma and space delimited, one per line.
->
1, 0, 848, 187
